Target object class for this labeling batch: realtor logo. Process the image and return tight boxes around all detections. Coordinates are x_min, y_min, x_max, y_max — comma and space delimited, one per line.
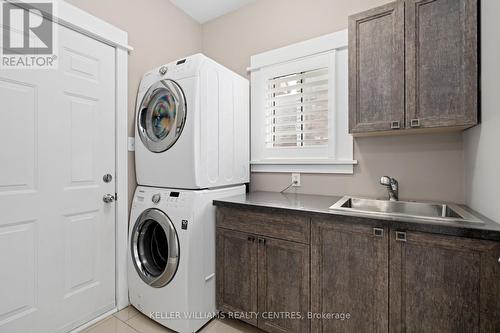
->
1, 1, 58, 68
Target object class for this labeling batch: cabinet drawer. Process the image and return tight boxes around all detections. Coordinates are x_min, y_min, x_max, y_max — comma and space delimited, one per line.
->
217, 207, 310, 244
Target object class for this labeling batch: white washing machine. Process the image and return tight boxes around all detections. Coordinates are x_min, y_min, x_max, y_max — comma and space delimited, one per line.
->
128, 185, 245, 333
135, 53, 249, 189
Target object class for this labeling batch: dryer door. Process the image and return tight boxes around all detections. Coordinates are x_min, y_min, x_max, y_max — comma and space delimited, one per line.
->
131, 208, 180, 288
137, 79, 187, 153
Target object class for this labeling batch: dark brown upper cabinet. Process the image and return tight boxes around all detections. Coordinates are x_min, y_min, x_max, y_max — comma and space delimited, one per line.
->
349, 0, 478, 135
405, 0, 478, 129
348, 2, 405, 133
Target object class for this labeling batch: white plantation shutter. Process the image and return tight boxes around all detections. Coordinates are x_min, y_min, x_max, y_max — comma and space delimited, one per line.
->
266, 68, 329, 148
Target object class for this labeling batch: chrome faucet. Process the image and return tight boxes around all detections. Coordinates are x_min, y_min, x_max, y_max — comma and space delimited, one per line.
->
380, 176, 399, 201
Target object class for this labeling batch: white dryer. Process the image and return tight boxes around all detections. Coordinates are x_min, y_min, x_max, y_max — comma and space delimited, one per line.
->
135, 53, 249, 189
128, 185, 245, 333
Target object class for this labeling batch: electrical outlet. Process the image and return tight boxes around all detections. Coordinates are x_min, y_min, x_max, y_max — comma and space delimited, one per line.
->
291, 173, 301, 187
128, 137, 135, 151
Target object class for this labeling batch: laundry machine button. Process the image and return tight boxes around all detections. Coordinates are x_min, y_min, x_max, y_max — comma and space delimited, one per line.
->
152, 193, 161, 204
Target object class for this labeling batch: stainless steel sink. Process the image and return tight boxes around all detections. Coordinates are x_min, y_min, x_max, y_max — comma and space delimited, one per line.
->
330, 196, 483, 224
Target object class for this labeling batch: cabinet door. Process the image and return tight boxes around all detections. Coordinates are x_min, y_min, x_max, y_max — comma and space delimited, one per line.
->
257, 237, 310, 333
348, 1, 405, 134
405, 0, 478, 129
311, 220, 389, 333
216, 228, 258, 325
389, 231, 500, 332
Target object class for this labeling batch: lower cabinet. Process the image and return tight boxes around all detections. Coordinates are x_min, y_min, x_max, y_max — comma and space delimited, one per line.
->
258, 237, 310, 333
389, 230, 500, 333
216, 228, 258, 326
311, 219, 500, 333
216, 223, 310, 333
311, 219, 388, 333
216, 207, 500, 333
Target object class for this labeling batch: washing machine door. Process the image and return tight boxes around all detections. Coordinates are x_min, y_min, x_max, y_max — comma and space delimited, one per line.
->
137, 79, 187, 153
131, 208, 180, 288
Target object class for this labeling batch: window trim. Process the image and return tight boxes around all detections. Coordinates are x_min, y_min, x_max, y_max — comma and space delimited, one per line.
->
250, 29, 357, 174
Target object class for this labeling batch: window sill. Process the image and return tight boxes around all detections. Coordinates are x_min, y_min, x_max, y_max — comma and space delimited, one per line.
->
250, 160, 358, 174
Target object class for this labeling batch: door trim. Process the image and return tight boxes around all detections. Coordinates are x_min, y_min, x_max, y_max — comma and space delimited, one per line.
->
7, 0, 131, 312
4, 0, 133, 51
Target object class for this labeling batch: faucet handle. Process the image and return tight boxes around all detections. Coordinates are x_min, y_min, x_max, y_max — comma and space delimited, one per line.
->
389, 178, 398, 191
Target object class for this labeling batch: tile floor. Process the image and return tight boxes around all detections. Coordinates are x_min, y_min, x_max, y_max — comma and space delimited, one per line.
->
83, 306, 264, 333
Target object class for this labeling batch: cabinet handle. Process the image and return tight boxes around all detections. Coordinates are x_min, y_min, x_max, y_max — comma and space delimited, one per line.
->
391, 121, 401, 129
258, 238, 266, 244
498, 257, 500, 265
410, 119, 421, 128
395, 231, 407, 242
373, 228, 384, 238
247, 236, 255, 242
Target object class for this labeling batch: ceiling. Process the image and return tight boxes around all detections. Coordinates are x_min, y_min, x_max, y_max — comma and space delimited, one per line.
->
170, 0, 256, 24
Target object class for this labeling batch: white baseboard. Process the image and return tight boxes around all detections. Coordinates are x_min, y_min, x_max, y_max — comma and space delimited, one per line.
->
69, 308, 117, 333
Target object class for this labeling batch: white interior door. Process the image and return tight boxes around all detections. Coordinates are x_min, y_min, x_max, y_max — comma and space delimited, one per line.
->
0, 22, 116, 333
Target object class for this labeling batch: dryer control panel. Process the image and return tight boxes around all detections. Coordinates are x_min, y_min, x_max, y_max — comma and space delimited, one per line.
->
138, 54, 204, 93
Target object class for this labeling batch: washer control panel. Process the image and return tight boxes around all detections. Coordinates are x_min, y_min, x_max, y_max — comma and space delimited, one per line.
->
164, 191, 185, 208
149, 191, 184, 207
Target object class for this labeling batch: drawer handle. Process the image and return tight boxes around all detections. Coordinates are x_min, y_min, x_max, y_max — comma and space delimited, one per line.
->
373, 228, 384, 238
410, 119, 421, 128
247, 236, 255, 242
391, 121, 400, 129
395, 231, 407, 242
498, 257, 500, 265
258, 238, 266, 244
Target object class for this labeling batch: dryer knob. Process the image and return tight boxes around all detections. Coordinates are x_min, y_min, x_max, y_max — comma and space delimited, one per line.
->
152, 193, 161, 204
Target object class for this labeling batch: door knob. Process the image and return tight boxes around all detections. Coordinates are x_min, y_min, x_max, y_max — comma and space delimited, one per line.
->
103, 194, 115, 203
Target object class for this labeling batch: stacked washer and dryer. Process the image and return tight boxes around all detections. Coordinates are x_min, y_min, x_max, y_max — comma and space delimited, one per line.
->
128, 54, 249, 333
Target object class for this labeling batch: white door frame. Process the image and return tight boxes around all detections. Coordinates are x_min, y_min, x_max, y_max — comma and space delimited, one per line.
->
6, 0, 132, 311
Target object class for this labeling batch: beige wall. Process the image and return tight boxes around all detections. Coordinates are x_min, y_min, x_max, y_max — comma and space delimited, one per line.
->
202, 0, 392, 76
464, 0, 500, 221
202, 0, 465, 203
66, 0, 203, 204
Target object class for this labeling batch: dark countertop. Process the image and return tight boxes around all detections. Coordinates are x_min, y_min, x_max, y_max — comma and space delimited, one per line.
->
213, 191, 500, 242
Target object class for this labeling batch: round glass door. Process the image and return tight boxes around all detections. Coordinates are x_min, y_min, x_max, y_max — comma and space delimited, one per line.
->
131, 208, 179, 288
137, 79, 187, 153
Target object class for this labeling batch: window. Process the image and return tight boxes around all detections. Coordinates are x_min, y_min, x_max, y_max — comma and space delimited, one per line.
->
266, 68, 329, 148
250, 30, 356, 173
